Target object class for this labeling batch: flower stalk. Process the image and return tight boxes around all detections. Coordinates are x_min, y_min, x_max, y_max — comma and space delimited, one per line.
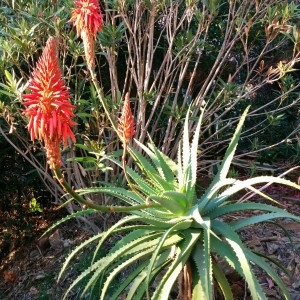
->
70, 0, 118, 132
54, 166, 157, 213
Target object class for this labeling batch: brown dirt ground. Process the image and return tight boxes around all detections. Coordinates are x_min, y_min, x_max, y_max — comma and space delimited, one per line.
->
0, 182, 300, 300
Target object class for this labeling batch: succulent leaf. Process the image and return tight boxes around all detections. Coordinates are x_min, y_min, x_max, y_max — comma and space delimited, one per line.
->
149, 193, 187, 216
135, 138, 177, 185
204, 175, 300, 213
245, 250, 291, 300
230, 212, 300, 230
226, 238, 266, 300
211, 259, 234, 300
198, 106, 250, 211
209, 202, 296, 219
100, 234, 182, 299
152, 229, 201, 299
124, 251, 172, 299
192, 233, 213, 300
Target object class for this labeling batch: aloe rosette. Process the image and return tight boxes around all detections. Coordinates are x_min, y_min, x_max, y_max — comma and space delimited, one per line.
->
54, 107, 300, 300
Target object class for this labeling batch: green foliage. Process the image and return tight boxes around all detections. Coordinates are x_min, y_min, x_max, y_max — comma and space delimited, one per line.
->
58, 108, 300, 299
98, 23, 126, 48
29, 197, 43, 213
0, 0, 64, 76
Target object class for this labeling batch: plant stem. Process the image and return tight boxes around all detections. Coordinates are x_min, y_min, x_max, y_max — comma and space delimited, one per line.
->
122, 143, 139, 193
90, 68, 119, 133
54, 166, 158, 213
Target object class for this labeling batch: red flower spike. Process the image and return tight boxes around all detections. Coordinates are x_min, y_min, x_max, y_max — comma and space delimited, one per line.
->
70, 0, 103, 38
70, 0, 103, 70
118, 93, 135, 145
23, 37, 76, 169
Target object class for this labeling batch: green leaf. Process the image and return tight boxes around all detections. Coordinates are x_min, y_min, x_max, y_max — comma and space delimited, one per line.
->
247, 251, 291, 300
99, 234, 182, 299
125, 250, 171, 300
128, 144, 160, 177
58, 216, 143, 285
140, 138, 177, 185
112, 260, 148, 300
230, 212, 300, 230
212, 220, 267, 299
182, 107, 191, 173
67, 232, 163, 300
198, 106, 250, 211
0, 82, 14, 97
77, 186, 145, 205
106, 155, 161, 196
58, 231, 105, 283
100, 244, 156, 299
226, 238, 266, 300
146, 220, 192, 295
149, 172, 176, 191
177, 140, 184, 191
110, 228, 153, 254
40, 209, 98, 238
4, 70, 13, 86
162, 190, 187, 210
149, 192, 187, 216
152, 229, 201, 299
212, 259, 234, 300
192, 229, 213, 300
129, 145, 175, 191
209, 202, 296, 219
211, 235, 244, 277
74, 143, 94, 151
187, 107, 205, 206
198, 178, 236, 213
203, 175, 300, 213
91, 216, 143, 265
133, 176, 159, 196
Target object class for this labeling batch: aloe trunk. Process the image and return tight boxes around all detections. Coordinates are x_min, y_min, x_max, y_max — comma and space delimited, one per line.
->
178, 261, 192, 300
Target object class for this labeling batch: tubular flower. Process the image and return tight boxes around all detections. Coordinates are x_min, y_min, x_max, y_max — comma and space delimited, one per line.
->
118, 93, 135, 145
23, 37, 76, 169
70, 0, 103, 70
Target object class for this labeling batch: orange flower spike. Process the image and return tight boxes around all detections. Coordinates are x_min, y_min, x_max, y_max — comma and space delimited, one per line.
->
118, 93, 135, 145
70, 0, 103, 70
23, 37, 76, 168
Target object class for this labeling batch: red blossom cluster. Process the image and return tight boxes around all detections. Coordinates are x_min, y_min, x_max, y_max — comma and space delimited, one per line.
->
23, 37, 76, 169
70, 0, 103, 70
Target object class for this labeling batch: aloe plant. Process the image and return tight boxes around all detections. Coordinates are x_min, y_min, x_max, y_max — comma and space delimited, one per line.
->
56, 107, 300, 299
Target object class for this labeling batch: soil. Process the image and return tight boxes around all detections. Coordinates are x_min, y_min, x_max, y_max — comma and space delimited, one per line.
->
0, 181, 300, 300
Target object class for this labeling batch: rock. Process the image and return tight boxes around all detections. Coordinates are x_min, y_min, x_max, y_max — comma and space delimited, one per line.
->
48, 229, 64, 252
